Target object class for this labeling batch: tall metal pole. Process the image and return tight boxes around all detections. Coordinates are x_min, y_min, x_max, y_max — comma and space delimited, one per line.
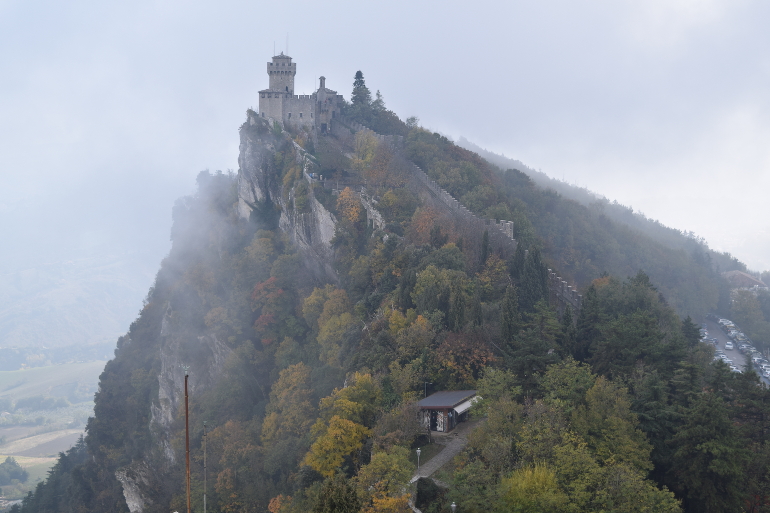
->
184, 367, 191, 513
203, 420, 207, 513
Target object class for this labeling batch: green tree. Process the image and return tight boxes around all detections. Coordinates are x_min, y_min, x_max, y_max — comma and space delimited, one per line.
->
501, 285, 521, 344
262, 363, 316, 445
351, 71, 371, 106
355, 446, 414, 507
669, 393, 747, 513
498, 463, 569, 513
681, 315, 701, 348
571, 376, 653, 472
314, 472, 362, 513
541, 357, 595, 416
480, 229, 490, 265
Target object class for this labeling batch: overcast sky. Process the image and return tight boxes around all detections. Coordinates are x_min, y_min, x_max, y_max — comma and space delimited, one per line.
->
1, 0, 768, 276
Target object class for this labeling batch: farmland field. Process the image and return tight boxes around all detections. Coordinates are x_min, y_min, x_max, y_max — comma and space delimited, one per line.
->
0, 361, 107, 501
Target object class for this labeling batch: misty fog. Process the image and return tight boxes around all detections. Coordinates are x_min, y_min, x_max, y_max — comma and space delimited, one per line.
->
2, 0, 769, 348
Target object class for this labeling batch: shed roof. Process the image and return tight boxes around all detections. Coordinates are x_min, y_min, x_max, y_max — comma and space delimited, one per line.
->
418, 390, 477, 409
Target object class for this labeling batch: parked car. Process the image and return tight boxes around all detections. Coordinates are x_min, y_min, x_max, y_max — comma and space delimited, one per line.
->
725, 341, 734, 350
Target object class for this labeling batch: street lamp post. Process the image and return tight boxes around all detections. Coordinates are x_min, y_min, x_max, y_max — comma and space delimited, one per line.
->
416, 448, 421, 470
451, 502, 457, 512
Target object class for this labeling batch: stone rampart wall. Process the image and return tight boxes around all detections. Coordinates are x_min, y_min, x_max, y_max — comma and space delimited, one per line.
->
334, 116, 582, 315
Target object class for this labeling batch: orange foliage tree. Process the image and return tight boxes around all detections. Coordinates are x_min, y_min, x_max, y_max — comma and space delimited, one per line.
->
435, 332, 497, 385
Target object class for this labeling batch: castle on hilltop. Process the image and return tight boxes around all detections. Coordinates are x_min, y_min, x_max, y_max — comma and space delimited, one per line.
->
258, 53, 344, 133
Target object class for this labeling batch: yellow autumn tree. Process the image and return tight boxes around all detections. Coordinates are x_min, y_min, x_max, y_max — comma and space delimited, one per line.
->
315, 288, 354, 367
356, 446, 414, 512
352, 130, 379, 173
261, 363, 316, 444
337, 187, 363, 225
303, 415, 372, 477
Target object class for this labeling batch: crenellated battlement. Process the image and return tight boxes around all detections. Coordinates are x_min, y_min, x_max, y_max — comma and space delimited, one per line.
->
257, 54, 342, 133
333, 116, 582, 317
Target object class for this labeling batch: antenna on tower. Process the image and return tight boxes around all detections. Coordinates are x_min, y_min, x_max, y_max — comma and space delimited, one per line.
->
286, 34, 289, 56
273, 41, 275, 56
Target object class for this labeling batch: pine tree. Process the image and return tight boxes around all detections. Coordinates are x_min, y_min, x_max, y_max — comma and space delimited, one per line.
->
669, 392, 747, 513
556, 306, 577, 356
351, 71, 371, 106
574, 285, 601, 362
470, 286, 483, 327
448, 281, 466, 332
509, 243, 525, 282
500, 285, 520, 343
681, 315, 701, 348
480, 229, 490, 265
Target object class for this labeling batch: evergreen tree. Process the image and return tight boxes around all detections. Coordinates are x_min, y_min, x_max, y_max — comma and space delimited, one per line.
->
448, 281, 467, 332
630, 371, 679, 481
351, 71, 371, 106
669, 393, 747, 513
481, 229, 490, 265
574, 285, 601, 361
519, 248, 548, 313
500, 285, 520, 343
397, 269, 416, 310
372, 90, 385, 111
556, 306, 577, 356
470, 286, 483, 327
430, 224, 448, 248
681, 315, 701, 348
509, 243, 525, 282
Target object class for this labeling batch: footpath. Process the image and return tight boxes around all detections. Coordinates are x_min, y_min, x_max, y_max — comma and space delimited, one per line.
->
407, 419, 484, 512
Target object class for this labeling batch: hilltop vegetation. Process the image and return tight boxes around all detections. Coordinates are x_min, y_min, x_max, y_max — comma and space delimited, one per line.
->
12, 74, 770, 513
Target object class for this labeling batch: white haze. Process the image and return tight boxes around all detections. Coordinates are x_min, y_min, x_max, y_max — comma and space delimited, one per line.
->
0, 0, 768, 345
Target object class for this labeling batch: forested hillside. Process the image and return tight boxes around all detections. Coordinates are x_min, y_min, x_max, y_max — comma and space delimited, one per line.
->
12, 75, 770, 513
456, 137, 749, 277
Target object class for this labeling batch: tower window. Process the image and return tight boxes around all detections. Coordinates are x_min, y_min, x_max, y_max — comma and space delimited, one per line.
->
286, 86, 288, 92
300, 113, 303, 118
288, 113, 292, 118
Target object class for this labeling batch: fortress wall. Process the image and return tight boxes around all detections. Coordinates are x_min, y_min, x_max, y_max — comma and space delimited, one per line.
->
335, 116, 582, 316
285, 96, 315, 128
259, 95, 284, 121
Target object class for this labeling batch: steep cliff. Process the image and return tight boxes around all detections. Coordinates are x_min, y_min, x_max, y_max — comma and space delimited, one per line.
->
238, 111, 339, 283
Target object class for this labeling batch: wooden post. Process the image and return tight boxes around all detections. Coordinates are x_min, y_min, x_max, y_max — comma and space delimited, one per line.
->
204, 420, 207, 513
185, 368, 191, 513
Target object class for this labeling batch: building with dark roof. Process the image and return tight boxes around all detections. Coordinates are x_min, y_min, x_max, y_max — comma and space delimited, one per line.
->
418, 390, 478, 432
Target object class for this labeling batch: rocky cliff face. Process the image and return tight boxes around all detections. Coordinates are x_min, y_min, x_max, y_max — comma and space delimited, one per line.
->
238, 110, 339, 283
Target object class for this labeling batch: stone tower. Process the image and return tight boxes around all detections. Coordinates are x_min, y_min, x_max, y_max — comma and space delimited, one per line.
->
268, 53, 295, 94
258, 54, 343, 132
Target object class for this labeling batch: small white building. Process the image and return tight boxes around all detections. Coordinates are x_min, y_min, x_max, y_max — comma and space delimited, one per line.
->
418, 390, 478, 433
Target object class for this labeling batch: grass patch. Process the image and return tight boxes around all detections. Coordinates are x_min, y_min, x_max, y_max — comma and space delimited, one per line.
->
409, 442, 444, 468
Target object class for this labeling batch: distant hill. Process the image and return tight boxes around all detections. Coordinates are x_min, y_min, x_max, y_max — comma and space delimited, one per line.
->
456, 137, 748, 276
0, 251, 158, 348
